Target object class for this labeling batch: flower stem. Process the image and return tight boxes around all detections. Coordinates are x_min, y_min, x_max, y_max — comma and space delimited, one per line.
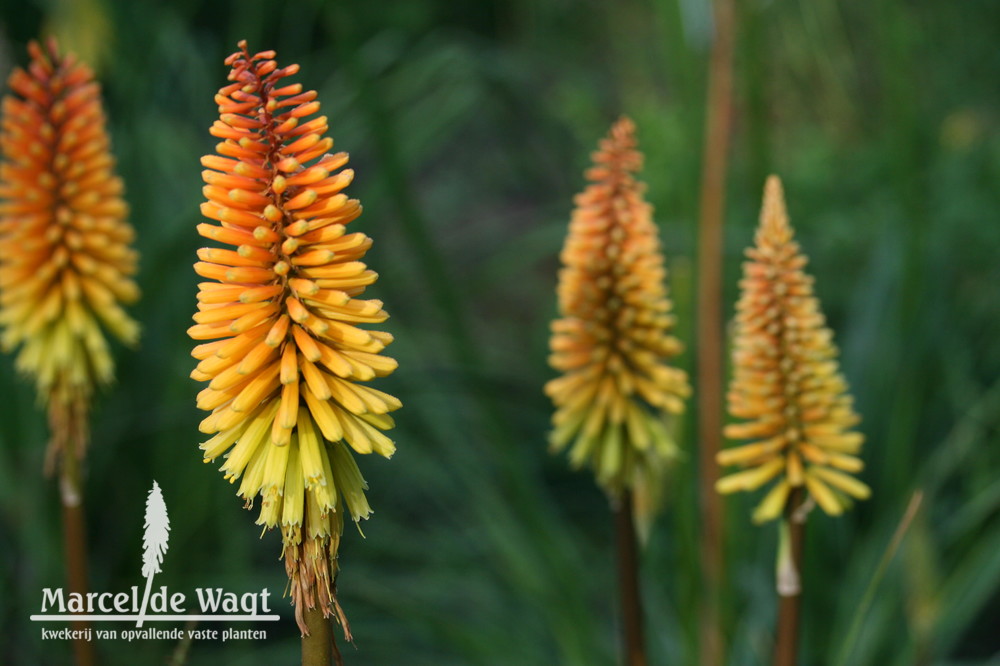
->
302, 605, 335, 666
696, 0, 736, 663
616, 491, 647, 666
774, 489, 806, 666
60, 445, 95, 666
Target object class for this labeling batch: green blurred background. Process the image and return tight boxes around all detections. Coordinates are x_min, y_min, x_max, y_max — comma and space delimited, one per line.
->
1, 0, 998, 664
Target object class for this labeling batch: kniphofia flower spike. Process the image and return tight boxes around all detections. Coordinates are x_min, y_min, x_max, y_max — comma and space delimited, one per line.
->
717, 176, 869, 523
190, 42, 400, 636
0, 38, 139, 466
545, 117, 690, 500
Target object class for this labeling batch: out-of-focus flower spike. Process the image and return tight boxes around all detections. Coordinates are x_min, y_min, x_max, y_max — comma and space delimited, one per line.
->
717, 176, 869, 523
0, 37, 137, 666
0, 37, 140, 469
545, 117, 690, 512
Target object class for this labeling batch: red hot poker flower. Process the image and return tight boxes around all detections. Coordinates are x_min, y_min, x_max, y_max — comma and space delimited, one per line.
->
190, 42, 400, 636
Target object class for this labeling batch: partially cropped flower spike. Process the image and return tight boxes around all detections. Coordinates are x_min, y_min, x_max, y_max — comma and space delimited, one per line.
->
545, 117, 690, 500
717, 176, 869, 523
190, 41, 400, 636
0, 38, 139, 467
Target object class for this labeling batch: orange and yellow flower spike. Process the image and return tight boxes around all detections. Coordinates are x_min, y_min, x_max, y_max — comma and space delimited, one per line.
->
717, 176, 869, 523
190, 41, 400, 637
0, 38, 139, 466
545, 117, 690, 501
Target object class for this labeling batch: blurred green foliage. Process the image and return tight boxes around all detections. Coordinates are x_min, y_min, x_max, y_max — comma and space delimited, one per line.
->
1, 0, 998, 664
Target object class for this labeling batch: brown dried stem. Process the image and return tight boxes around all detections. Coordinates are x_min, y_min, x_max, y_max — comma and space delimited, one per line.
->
616, 491, 647, 666
55, 413, 95, 666
697, 0, 736, 663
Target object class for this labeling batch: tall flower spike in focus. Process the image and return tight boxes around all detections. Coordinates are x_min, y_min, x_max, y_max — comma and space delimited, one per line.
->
190, 42, 400, 639
717, 175, 869, 523
0, 37, 139, 468
545, 117, 690, 501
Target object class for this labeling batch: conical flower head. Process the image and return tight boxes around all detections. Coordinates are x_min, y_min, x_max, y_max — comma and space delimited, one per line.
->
545, 117, 690, 499
190, 42, 400, 635
717, 176, 870, 523
0, 38, 139, 462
